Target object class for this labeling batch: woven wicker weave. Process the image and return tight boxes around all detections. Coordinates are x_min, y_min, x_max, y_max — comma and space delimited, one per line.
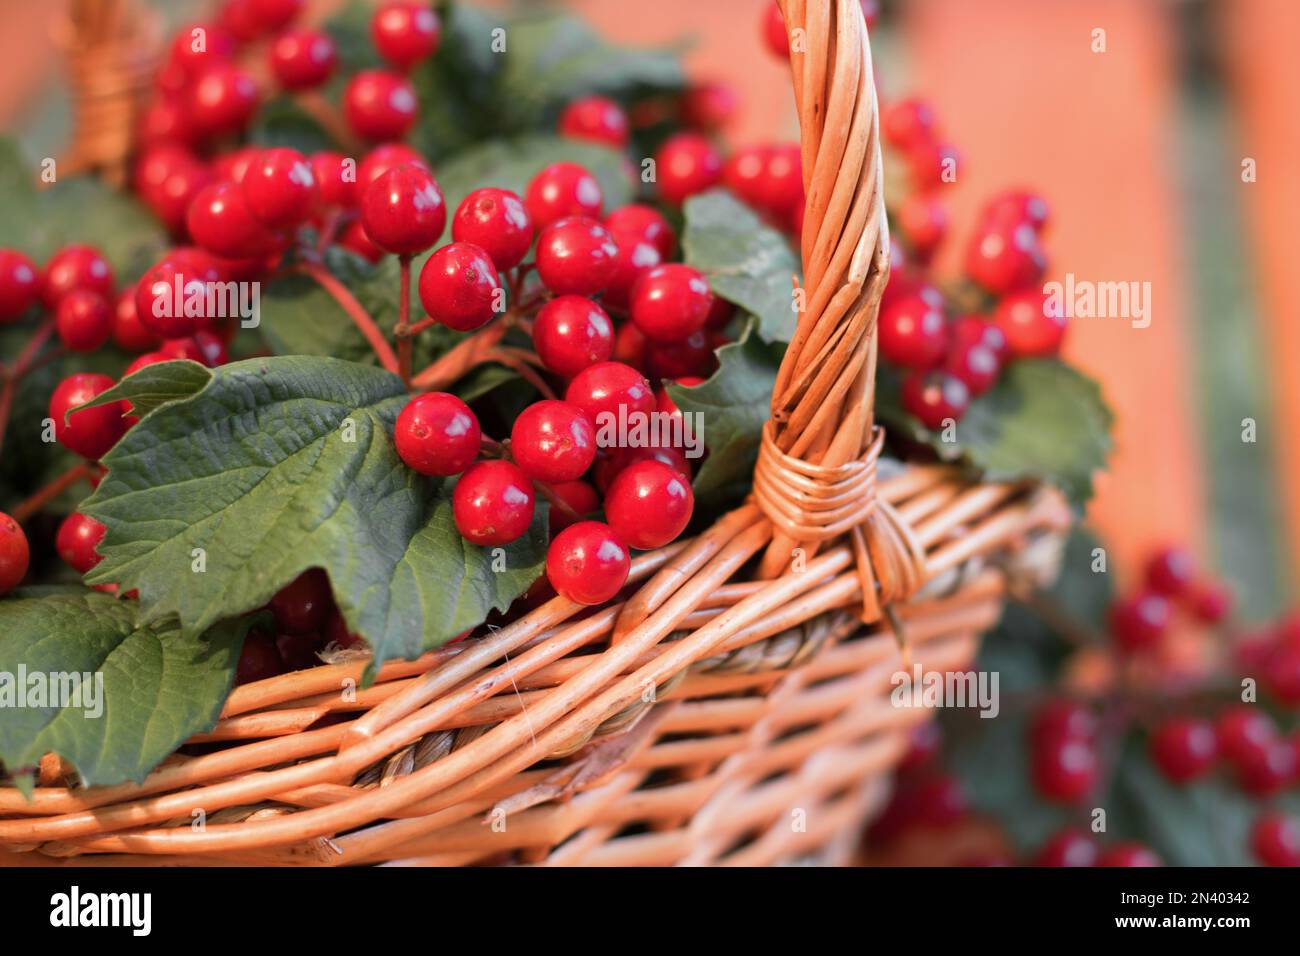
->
0, 0, 1070, 866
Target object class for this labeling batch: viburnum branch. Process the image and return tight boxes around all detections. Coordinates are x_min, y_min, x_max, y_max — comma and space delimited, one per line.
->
0, 317, 57, 458
483, 347, 556, 400
11, 462, 97, 522
289, 262, 399, 374
410, 318, 509, 390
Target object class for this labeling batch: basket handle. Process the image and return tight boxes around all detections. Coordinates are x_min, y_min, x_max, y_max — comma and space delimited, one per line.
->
751, 0, 926, 612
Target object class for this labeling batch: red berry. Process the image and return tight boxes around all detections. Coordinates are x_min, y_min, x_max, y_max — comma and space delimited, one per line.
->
525, 162, 603, 228
1098, 843, 1161, 867
56, 512, 106, 574
134, 250, 221, 339
187, 181, 279, 259
1251, 812, 1300, 867
949, 314, 1010, 363
605, 459, 693, 550
1149, 717, 1218, 783
604, 204, 674, 259
394, 392, 480, 476
898, 194, 947, 261
339, 219, 385, 263
0, 512, 30, 594
163, 331, 227, 367
1031, 734, 1098, 802
235, 629, 286, 685
1189, 580, 1233, 624
453, 460, 536, 546
371, 2, 441, 71
49, 373, 130, 460
879, 293, 948, 369
358, 143, 428, 190
559, 95, 629, 148
246, 0, 303, 32
612, 320, 648, 369
900, 371, 970, 429
654, 133, 723, 205
269, 569, 331, 634
535, 217, 618, 296
269, 29, 336, 90
324, 611, 366, 650
1144, 546, 1196, 597
275, 631, 320, 671
510, 400, 597, 483
1235, 740, 1295, 796
981, 189, 1050, 233
344, 69, 418, 141
1264, 644, 1300, 707
0, 249, 40, 321
906, 139, 961, 192
546, 479, 600, 535
597, 444, 691, 491
168, 22, 236, 78
1030, 699, 1098, 748
187, 64, 260, 138
418, 242, 501, 331
42, 244, 113, 307
546, 521, 630, 605
125, 351, 172, 376
452, 187, 533, 271
360, 164, 446, 255
966, 219, 1046, 296
55, 290, 112, 353
1215, 706, 1277, 763
602, 233, 662, 311
135, 149, 213, 232
994, 289, 1067, 359
680, 80, 739, 131
1034, 829, 1100, 867
628, 264, 713, 343
944, 342, 1000, 395
112, 288, 161, 352
565, 361, 656, 429
882, 97, 937, 149
532, 296, 614, 378
311, 151, 359, 208
241, 147, 317, 228
761, 1, 789, 59
645, 329, 717, 381
1108, 591, 1171, 651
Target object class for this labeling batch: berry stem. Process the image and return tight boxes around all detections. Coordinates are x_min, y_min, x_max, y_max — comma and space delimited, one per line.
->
483, 347, 557, 400
534, 479, 581, 521
289, 262, 399, 374
410, 317, 509, 390
0, 318, 57, 458
396, 254, 414, 386
11, 461, 97, 522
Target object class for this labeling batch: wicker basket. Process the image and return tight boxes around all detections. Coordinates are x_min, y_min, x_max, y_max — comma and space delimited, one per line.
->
0, 0, 1071, 866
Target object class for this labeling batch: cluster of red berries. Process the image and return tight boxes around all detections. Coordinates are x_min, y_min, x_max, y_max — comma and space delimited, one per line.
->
1107, 545, 1235, 653
383, 155, 707, 607
235, 569, 369, 685
876, 98, 1066, 429
868, 721, 1166, 866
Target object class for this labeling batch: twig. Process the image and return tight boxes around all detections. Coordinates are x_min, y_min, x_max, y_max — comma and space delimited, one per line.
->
288, 263, 399, 374
11, 462, 96, 522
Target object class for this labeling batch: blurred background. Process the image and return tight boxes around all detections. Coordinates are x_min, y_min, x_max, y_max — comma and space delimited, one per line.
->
4, 0, 1295, 618
2, 0, 1296, 867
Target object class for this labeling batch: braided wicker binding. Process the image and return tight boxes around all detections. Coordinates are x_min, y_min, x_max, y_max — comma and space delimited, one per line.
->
0, 0, 1071, 866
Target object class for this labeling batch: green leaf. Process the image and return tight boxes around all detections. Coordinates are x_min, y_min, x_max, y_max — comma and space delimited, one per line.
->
682, 190, 802, 343
78, 360, 214, 420
79, 356, 546, 670
878, 360, 1113, 510
666, 324, 781, 509
247, 96, 334, 154
435, 135, 635, 238
0, 590, 252, 787
0, 138, 166, 277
